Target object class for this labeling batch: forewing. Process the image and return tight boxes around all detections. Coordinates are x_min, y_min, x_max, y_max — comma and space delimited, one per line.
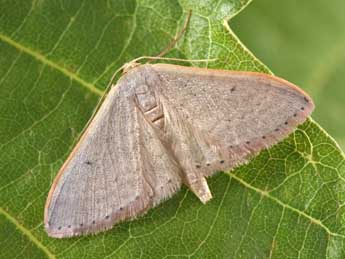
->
44, 72, 182, 238
153, 64, 314, 175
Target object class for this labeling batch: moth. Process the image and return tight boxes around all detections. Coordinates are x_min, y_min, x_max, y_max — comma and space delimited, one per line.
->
45, 61, 314, 238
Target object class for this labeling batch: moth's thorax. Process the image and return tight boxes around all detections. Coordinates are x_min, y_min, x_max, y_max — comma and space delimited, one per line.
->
120, 64, 165, 129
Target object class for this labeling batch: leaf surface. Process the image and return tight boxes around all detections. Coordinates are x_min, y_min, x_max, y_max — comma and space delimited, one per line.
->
0, 0, 344, 258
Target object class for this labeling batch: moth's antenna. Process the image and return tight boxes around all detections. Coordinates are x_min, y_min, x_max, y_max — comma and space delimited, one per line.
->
105, 63, 128, 90
156, 10, 192, 58
130, 56, 217, 64
105, 10, 192, 89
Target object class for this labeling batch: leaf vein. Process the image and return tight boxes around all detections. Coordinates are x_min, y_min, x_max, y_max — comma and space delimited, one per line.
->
297, 221, 312, 259
0, 51, 23, 87
269, 207, 285, 259
0, 207, 56, 259
188, 177, 232, 257
0, 78, 72, 153
47, 0, 85, 56
92, 3, 138, 85
227, 171, 345, 238
233, 194, 264, 258
10, 0, 36, 38
76, 15, 118, 74
0, 33, 103, 96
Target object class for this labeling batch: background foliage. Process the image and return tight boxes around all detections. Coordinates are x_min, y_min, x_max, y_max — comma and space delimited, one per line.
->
0, 0, 344, 258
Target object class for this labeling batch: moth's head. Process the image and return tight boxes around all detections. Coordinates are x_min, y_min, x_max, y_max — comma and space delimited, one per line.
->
122, 62, 141, 74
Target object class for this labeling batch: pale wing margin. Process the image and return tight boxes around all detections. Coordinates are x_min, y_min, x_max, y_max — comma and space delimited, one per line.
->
153, 64, 314, 175
44, 73, 182, 238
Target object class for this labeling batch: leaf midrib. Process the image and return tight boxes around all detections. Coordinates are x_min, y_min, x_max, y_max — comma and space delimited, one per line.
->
0, 207, 56, 259
0, 33, 103, 96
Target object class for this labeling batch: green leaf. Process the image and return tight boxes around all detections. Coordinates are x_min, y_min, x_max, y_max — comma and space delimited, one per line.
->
0, 0, 344, 259
230, 0, 345, 149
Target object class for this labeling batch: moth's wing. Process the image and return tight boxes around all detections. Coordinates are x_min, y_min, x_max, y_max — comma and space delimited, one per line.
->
153, 64, 314, 176
44, 78, 182, 238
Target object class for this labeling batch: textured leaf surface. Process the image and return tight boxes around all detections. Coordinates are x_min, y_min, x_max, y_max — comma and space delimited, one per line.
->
0, 0, 345, 258
231, 0, 345, 149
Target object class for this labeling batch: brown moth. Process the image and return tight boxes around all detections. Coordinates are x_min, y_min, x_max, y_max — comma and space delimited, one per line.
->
44, 62, 314, 238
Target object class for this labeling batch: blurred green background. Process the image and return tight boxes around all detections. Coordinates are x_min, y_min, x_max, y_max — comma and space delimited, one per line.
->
231, 0, 345, 150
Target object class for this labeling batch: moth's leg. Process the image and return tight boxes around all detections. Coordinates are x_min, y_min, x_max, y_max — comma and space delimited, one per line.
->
169, 131, 213, 204
183, 167, 212, 204
193, 180, 212, 204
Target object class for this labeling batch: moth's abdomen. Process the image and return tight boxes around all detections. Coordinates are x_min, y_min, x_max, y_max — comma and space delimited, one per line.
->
134, 84, 165, 129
